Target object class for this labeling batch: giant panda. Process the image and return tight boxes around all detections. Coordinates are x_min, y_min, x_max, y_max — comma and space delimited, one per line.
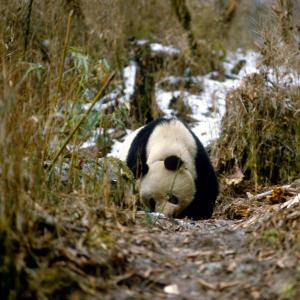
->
118, 117, 218, 220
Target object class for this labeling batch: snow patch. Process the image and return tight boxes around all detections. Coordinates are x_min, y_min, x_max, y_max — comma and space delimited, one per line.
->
136, 40, 180, 55
83, 47, 300, 151
150, 43, 180, 55
122, 61, 137, 102
156, 50, 260, 146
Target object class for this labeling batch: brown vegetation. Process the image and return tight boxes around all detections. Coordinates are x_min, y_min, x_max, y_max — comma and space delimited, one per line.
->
0, 0, 300, 299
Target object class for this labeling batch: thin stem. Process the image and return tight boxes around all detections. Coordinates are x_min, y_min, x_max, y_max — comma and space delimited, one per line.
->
47, 71, 116, 174
57, 10, 73, 109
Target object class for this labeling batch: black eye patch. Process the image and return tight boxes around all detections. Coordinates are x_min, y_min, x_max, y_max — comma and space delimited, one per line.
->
167, 194, 179, 205
164, 155, 183, 171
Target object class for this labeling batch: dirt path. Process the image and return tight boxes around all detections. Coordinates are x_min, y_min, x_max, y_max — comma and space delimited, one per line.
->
26, 192, 299, 300
106, 201, 300, 300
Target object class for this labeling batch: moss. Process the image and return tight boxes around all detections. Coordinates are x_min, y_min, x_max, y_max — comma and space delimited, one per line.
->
261, 229, 280, 248
277, 277, 300, 300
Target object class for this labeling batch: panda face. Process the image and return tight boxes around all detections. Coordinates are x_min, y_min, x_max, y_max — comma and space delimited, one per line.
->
139, 156, 195, 217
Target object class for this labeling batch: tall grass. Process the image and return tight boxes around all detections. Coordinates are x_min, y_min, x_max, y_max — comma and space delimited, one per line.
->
0, 2, 116, 298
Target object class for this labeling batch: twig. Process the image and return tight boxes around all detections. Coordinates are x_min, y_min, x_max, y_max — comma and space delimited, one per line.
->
280, 193, 300, 209
47, 71, 116, 174
197, 278, 241, 290
23, 0, 34, 57
247, 184, 292, 201
197, 278, 217, 290
63, 10, 74, 120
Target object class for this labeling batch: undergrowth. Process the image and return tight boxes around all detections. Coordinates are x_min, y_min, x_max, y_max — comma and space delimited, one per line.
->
212, 1, 300, 186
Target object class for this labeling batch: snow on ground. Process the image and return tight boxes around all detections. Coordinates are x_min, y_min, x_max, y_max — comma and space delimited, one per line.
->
264, 65, 300, 87
224, 48, 259, 76
110, 129, 133, 157
110, 49, 259, 155
82, 61, 137, 113
121, 61, 137, 102
149, 43, 180, 55
136, 40, 180, 55
109, 49, 260, 155
82, 45, 299, 153
156, 49, 260, 146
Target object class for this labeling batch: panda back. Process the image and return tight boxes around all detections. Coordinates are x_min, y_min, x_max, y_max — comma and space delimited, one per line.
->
117, 127, 143, 162
126, 118, 168, 177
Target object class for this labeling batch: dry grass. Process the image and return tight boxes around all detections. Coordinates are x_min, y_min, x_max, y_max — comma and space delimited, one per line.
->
213, 72, 300, 186
212, 2, 300, 187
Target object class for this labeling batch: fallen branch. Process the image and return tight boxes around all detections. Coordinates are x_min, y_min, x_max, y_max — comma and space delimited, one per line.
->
280, 193, 300, 209
247, 184, 294, 201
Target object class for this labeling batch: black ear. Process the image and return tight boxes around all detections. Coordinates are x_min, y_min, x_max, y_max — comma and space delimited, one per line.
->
140, 163, 149, 177
164, 156, 183, 171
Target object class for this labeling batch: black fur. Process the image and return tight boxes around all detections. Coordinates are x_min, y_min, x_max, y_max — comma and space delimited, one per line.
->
126, 117, 218, 220
126, 118, 167, 178
177, 124, 219, 219
164, 155, 183, 171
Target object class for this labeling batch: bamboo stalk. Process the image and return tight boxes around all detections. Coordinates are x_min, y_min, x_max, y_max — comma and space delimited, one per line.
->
43, 10, 73, 163
57, 10, 73, 108
47, 71, 116, 174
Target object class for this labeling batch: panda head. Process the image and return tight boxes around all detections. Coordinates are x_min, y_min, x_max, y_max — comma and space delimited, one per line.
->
139, 155, 195, 218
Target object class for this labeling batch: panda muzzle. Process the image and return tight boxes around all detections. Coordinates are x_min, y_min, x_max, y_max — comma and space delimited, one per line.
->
149, 198, 156, 212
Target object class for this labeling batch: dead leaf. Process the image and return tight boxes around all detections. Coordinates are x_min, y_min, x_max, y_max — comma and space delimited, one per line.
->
198, 278, 240, 290
143, 267, 163, 277
225, 204, 250, 219
226, 261, 237, 273
251, 290, 261, 299
276, 259, 286, 269
186, 250, 213, 258
224, 166, 244, 186
266, 187, 288, 204
223, 250, 236, 255
257, 250, 275, 261
164, 284, 180, 295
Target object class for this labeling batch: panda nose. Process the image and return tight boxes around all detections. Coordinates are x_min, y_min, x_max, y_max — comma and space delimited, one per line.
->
149, 198, 156, 212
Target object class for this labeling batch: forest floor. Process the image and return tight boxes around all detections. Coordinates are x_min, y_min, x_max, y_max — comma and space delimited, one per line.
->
41, 184, 300, 300
106, 195, 300, 300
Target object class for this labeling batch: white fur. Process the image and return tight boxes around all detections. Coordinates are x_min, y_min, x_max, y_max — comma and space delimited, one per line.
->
146, 119, 197, 178
118, 119, 198, 218
140, 160, 195, 217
